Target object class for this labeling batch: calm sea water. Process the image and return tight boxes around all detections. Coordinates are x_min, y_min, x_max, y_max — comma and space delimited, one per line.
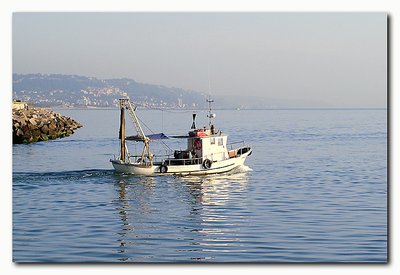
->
12, 109, 387, 262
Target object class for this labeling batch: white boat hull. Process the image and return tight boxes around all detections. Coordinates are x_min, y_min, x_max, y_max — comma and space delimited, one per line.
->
111, 149, 252, 176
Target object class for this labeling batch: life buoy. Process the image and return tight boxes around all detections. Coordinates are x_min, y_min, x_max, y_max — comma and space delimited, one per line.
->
197, 131, 207, 137
194, 140, 202, 150
195, 129, 207, 137
203, 159, 212, 169
160, 164, 168, 173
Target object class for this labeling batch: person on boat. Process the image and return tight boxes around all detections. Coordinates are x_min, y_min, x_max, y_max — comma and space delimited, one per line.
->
189, 150, 196, 164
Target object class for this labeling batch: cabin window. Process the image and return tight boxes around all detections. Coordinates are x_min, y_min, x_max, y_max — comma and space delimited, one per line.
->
218, 138, 223, 146
210, 137, 215, 145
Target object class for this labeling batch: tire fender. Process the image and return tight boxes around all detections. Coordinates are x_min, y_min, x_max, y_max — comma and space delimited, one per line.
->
203, 159, 212, 169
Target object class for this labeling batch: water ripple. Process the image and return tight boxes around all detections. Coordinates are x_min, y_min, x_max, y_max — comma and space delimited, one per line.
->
13, 109, 387, 262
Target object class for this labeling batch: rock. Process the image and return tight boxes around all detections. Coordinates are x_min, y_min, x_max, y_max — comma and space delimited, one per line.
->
37, 120, 44, 128
29, 118, 37, 126
12, 106, 83, 144
49, 128, 56, 136
40, 133, 48, 141
41, 125, 49, 134
48, 122, 57, 131
32, 129, 41, 137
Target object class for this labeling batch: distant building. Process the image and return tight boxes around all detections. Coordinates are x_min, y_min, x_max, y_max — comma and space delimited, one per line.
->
12, 100, 28, 110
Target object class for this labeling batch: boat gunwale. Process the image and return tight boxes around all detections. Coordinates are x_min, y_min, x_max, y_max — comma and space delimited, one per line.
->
111, 145, 251, 166
110, 148, 252, 174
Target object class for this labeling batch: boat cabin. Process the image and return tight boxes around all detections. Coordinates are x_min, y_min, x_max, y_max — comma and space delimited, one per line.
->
168, 126, 229, 166
187, 129, 228, 162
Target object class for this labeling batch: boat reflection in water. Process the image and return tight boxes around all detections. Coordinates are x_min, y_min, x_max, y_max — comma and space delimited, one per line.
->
177, 165, 252, 206
112, 166, 251, 262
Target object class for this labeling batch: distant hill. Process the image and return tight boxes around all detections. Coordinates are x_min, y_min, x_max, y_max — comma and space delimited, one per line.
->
12, 73, 208, 108
12, 73, 329, 109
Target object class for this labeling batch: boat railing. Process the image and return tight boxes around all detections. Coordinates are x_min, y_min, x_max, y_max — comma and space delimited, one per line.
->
163, 156, 203, 166
127, 154, 172, 164
163, 151, 228, 166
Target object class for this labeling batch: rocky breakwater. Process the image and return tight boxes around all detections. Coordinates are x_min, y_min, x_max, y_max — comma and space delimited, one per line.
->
13, 107, 82, 144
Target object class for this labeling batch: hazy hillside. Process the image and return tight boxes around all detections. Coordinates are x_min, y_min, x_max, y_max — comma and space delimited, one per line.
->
12, 73, 329, 109
13, 74, 207, 108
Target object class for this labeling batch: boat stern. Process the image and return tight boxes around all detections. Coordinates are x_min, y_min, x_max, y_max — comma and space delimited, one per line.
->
110, 159, 157, 176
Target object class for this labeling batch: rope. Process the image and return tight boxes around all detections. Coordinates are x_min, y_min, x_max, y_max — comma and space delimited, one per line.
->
137, 116, 173, 154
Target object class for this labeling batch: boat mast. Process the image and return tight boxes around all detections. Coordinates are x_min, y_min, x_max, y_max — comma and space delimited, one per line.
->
119, 99, 126, 162
119, 98, 153, 165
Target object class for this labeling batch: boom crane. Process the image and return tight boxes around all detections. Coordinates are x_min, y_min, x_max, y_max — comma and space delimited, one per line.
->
119, 98, 153, 166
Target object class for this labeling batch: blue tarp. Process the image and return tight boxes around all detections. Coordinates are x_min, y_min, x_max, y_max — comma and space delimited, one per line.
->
126, 133, 169, 141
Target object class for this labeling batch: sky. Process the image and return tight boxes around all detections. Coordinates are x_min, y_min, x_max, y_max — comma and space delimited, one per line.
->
13, 12, 387, 108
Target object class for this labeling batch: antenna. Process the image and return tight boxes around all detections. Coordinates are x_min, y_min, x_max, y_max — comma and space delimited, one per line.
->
206, 97, 215, 128
206, 65, 216, 128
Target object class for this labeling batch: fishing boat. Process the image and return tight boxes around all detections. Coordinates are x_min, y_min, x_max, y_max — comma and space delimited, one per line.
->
110, 97, 252, 176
